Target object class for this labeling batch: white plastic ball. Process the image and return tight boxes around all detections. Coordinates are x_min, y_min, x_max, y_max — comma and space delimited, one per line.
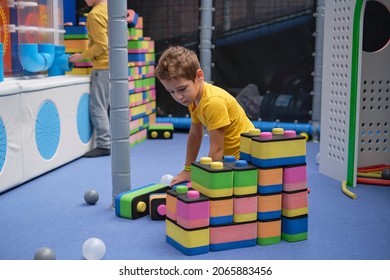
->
82, 237, 106, 260
160, 174, 174, 186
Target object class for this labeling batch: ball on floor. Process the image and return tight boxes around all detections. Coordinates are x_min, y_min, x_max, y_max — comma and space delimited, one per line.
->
382, 168, 390, 180
84, 189, 99, 205
34, 247, 56, 260
82, 237, 106, 260
160, 174, 174, 186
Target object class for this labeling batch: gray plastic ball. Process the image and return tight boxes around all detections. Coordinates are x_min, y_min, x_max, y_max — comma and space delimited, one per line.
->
382, 168, 390, 180
34, 247, 56, 260
84, 189, 99, 205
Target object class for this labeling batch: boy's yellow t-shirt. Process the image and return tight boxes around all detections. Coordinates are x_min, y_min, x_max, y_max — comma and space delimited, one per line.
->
82, 3, 109, 70
189, 82, 255, 159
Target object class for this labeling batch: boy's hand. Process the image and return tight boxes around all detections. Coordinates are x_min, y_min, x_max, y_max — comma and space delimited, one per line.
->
170, 170, 191, 187
69, 53, 83, 63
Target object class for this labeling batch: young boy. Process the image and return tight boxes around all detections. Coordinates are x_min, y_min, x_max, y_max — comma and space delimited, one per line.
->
154, 46, 255, 186
69, 0, 110, 157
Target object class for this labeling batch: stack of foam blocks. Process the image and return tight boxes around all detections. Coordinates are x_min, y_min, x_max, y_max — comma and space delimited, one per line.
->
126, 10, 157, 147
64, 19, 91, 75
165, 128, 308, 255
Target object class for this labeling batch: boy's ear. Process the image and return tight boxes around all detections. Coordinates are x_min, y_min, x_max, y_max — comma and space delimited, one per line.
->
196, 69, 204, 80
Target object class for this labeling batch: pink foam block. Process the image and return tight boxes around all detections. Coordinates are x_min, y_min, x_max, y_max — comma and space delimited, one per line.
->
176, 200, 209, 220
283, 165, 307, 191
210, 222, 257, 243
233, 195, 257, 214
282, 190, 308, 209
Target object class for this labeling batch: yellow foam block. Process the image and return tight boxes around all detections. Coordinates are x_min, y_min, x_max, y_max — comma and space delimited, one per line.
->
166, 219, 209, 248
281, 207, 308, 217
252, 137, 306, 159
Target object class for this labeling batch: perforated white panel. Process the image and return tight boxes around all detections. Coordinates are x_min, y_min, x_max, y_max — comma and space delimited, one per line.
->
358, 0, 390, 167
319, 0, 359, 183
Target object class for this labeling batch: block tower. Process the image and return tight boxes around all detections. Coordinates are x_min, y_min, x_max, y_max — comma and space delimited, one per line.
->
126, 10, 157, 147
248, 128, 308, 243
165, 128, 308, 255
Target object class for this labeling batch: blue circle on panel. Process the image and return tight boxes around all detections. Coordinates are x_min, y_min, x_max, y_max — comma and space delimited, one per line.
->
0, 117, 7, 173
35, 100, 61, 160
77, 93, 93, 144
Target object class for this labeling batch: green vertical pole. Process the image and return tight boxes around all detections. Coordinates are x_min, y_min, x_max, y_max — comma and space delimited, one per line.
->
347, 0, 364, 187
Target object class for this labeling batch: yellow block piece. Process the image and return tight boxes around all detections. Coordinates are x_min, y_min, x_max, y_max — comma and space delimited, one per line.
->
166, 219, 209, 248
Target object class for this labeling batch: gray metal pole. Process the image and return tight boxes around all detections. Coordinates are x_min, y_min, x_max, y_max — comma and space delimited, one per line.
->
199, 0, 214, 83
108, 0, 131, 204
311, 2, 325, 116
310, 0, 325, 141
222, 0, 231, 32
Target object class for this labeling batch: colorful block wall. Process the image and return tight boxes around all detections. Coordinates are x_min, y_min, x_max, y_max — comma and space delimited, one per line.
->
166, 128, 308, 255
64, 9, 156, 148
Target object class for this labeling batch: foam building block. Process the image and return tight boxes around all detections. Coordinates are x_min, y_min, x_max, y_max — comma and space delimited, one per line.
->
239, 128, 261, 162
166, 185, 189, 221
191, 158, 233, 198
166, 218, 209, 256
149, 193, 167, 220
147, 122, 174, 139
251, 130, 306, 168
281, 214, 308, 242
115, 183, 170, 219
233, 194, 258, 223
64, 25, 88, 37
283, 164, 307, 192
126, 9, 139, 27
282, 189, 308, 217
209, 221, 257, 251
257, 193, 282, 221
176, 190, 210, 229
209, 197, 233, 226
258, 167, 283, 194
223, 157, 258, 196
257, 219, 281, 246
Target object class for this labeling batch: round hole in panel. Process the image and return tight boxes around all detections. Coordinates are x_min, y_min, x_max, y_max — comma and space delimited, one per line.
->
363, 1, 390, 52
77, 93, 93, 144
0, 117, 7, 173
35, 100, 60, 160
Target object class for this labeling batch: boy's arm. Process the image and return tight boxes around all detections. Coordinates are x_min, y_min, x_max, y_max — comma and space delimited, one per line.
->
170, 122, 203, 186
208, 127, 224, 161
82, 13, 108, 60
185, 122, 203, 166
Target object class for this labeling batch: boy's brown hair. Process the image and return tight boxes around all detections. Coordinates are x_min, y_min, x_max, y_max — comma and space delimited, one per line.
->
154, 46, 200, 81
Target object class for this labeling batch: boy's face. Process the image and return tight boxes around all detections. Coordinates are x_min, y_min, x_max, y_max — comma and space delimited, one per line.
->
160, 70, 204, 107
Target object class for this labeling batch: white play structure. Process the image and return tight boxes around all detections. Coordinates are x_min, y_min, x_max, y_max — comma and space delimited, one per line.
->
319, 0, 389, 187
0, 75, 94, 193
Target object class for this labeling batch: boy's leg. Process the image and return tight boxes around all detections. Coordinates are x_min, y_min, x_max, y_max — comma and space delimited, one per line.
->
86, 69, 111, 157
